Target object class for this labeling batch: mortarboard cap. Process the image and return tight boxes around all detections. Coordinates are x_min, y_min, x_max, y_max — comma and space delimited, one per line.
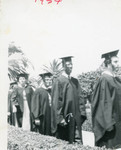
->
39, 72, 52, 79
101, 50, 119, 59
60, 56, 74, 62
17, 73, 29, 81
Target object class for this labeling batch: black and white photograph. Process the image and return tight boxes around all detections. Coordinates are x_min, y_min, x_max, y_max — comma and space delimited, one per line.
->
0, 0, 121, 149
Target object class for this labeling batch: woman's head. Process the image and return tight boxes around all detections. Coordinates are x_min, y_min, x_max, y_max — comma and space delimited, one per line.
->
17, 73, 28, 86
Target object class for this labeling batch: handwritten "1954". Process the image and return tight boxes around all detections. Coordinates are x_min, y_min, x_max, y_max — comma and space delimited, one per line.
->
35, 0, 62, 5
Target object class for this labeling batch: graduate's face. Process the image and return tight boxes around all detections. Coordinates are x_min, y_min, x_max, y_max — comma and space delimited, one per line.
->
18, 77, 26, 86
111, 56, 119, 71
44, 76, 52, 88
64, 60, 73, 75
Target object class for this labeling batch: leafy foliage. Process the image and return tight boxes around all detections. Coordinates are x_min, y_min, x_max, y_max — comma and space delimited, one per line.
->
8, 125, 112, 150
8, 42, 34, 81
78, 69, 102, 100
8, 42, 23, 57
42, 59, 63, 78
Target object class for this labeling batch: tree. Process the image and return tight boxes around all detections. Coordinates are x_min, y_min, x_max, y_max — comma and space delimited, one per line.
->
8, 42, 34, 81
8, 42, 23, 57
42, 59, 63, 79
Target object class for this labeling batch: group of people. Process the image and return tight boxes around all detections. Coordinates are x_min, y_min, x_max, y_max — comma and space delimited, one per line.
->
8, 51, 121, 149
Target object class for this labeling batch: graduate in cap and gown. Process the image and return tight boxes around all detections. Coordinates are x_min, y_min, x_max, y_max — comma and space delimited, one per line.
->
11, 73, 34, 131
91, 50, 121, 149
51, 56, 86, 143
31, 72, 52, 135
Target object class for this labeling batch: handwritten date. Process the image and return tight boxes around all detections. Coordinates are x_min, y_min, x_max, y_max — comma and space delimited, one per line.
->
35, 0, 62, 4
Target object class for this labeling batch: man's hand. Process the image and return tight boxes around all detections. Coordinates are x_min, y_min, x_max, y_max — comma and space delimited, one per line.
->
35, 119, 40, 126
60, 119, 67, 126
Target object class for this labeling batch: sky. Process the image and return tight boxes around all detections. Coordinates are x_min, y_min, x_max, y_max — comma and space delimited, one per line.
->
1, 0, 121, 77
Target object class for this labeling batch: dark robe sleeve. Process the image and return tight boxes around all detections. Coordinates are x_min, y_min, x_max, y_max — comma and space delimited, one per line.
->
91, 77, 116, 143
9, 89, 19, 125
8, 91, 12, 124
8, 91, 12, 113
31, 88, 51, 134
10, 88, 19, 106
31, 89, 42, 121
51, 79, 65, 134
31, 89, 42, 130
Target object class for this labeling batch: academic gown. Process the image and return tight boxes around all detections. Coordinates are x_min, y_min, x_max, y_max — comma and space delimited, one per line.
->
11, 85, 33, 130
91, 73, 121, 149
31, 87, 51, 136
51, 75, 86, 143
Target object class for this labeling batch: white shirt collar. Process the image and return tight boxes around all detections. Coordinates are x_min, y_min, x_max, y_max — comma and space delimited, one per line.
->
41, 84, 52, 90
62, 72, 71, 79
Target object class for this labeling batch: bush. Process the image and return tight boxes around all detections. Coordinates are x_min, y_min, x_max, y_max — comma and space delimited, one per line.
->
78, 69, 102, 100
8, 125, 113, 150
82, 108, 93, 132
78, 67, 121, 100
